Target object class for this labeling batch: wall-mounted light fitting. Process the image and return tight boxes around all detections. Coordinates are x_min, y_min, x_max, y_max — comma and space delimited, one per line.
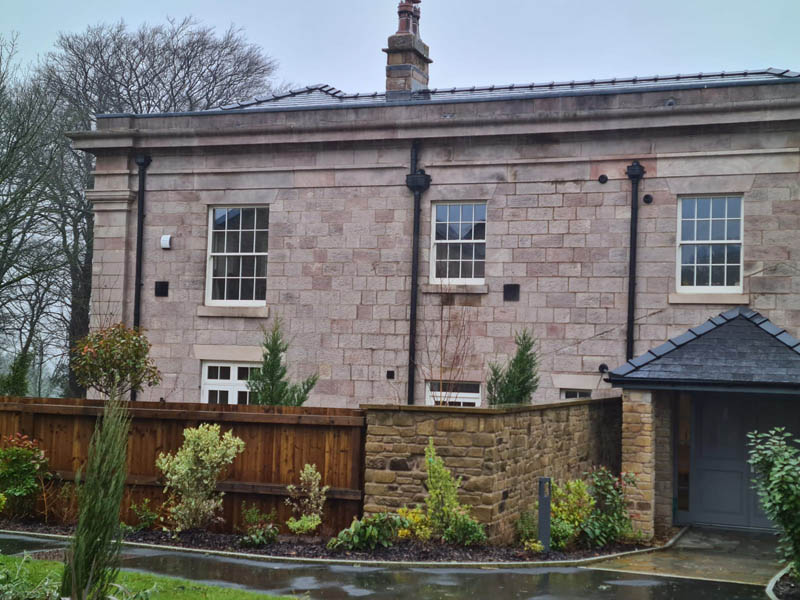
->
160, 235, 172, 250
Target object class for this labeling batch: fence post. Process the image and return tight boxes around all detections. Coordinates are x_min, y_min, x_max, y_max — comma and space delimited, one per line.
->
538, 476, 551, 553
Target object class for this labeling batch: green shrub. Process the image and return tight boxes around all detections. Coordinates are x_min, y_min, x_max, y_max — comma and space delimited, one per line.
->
442, 508, 486, 547
524, 539, 544, 554
0, 493, 5, 513
397, 505, 432, 541
0, 353, 33, 397
0, 433, 49, 518
487, 329, 539, 406
582, 467, 636, 548
248, 319, 318, 406
240, 504, 279, 547
327, 513, 409, 551
549, 517, 577, 551
423, 439, 486, 547
0, 555, 60, 600
514, 508, 537, 544
156, 423, 245, 531
123, 498, 160, 534
748, 428, 800, 576
285, 463, 329, 527
287, 514, 321, 535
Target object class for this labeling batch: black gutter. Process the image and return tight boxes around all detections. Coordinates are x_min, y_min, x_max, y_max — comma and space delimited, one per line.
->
405, 141, 432, 405
625, 161, 645, 360
132, 154, 152, 401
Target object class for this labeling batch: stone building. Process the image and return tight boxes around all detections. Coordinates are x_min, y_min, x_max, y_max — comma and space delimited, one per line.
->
71, 1, 800, 537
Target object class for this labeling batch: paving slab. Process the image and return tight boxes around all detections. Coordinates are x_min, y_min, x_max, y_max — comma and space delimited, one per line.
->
588, 527, 781, 586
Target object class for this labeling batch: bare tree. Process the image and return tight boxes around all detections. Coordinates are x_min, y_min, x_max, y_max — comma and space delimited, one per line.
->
36, 17, 279, 396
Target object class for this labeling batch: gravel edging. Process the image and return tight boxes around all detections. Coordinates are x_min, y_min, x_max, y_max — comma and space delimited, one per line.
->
767, 566, 791, 600
0, 527, 687, 570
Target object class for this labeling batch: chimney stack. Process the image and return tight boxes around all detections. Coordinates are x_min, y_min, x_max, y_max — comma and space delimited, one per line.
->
384, 0, 432, 100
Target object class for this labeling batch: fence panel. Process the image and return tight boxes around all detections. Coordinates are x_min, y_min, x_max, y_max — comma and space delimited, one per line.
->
0, 397, 365, 535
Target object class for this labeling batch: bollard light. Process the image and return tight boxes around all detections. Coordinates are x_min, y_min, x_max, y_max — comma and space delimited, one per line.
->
538, 477, 551, 553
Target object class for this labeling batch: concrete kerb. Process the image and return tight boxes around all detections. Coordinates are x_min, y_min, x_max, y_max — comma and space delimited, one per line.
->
767, 565, 790, 600
0, 526, 688, 570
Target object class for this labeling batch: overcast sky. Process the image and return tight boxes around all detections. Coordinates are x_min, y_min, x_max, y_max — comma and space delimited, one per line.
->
5, 0, 800, 94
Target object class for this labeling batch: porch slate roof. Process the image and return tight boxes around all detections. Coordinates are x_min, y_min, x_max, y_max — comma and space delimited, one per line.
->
607, 307, 800, 390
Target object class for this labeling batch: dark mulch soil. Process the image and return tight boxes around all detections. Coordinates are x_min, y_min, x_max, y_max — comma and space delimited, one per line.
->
775, 572, 800, 600
0, 519, 648, 563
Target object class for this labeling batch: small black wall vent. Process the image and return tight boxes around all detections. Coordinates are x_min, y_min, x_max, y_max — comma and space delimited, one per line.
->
154, 281, 169, 297
503, 284, 520, 302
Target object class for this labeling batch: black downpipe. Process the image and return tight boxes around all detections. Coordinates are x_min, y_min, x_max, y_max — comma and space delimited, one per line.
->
625, 161, 645, 361
132, 154, 152, 401
405, 141, 432, 405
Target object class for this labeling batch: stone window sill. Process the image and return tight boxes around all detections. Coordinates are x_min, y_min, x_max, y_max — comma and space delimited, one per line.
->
668, 293, 749, 305
421, 283, 489, 295
196, 305, 270, 318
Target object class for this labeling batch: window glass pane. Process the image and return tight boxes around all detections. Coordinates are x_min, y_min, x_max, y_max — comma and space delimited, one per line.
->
448, 245, 460, 259
727, 244, 741, 265
696, 266, 709, 286
212, 279, 225, 300
727, 265, 741, 286
460, 223, 473, 240
436, 244, 447, 259
680, 245, 694, 265
238, 391, 249, 405
226, 256, 240, 277
727, 197, 741, 218
448, 205, 460, 221
436, 205, 447, 222
462, 243, 474, 260
435, 224, 447, 240
208, 390, 218, 404
240, 231, 254, 253
256, 256, 268, 277
711, 220, 725, 240
226, 279, 240, 300
461, 205, 473, 221
213, 209, 227, 230
475, 244, 486, 260
237, 367, 250, 381
208, 366, 219, 379
727, 219, 740, 241
474, 223, 486, 240
212, 232, 225, 253
447, 224, 458, 240
681, 266, 694, 286
218, 390, 229, 405
712, 197, 726, 218
435, 260, 447, 278
255, 232, 269, 253
681, 198, 695, 219
681, 220, 694, 241
256, 208, 269, 229
474, 261, 485, 278
696, 244, 710, 264
241, 208, 255, 230
240, 279, 254, 300
241, 256, 255, 277
461, 261, 473, 278
696, 220, 710, 241
711, 266, 725, 286
474, 204, 486, 221
212, 256, 226, 277
255, 279, 267, 300
697, 198, 711, 219
711, 244, 726, 264
226, 231, 240, 253
226, 209, 240, 230
448, 261, 460, 278
219, 367, 230, 380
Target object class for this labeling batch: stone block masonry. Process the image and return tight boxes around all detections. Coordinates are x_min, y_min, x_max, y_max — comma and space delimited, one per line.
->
362, 397, 621, 544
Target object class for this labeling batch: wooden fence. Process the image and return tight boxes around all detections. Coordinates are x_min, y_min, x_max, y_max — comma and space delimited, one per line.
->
0, 397, 366, 534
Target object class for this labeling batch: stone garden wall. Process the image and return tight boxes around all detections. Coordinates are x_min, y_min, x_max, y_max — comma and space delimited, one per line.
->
362, 397, 621, 544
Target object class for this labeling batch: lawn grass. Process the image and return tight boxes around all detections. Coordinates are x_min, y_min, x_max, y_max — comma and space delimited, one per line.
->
0, 554, 293, 599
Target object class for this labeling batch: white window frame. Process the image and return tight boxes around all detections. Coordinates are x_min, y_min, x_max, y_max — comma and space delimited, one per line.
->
429, 201, 487, 286
201, 361, 260, 405
425, 381, 482, 408
675, 195, 743, 294
205, 206, 269, 307
560, 389, 592, 400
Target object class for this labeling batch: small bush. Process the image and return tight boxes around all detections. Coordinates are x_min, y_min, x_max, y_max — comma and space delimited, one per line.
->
0, 555, 60, 600
240, 504, 279, 547
524, 539, 544, 554
124, 498, 160, 533
423, 439, 486, 547
582, 467, 636, 548
287, 514, 321, 535
515, 508, 537, 544
327, 513, 409, 551
285, 463, 329, 524
397, 506, 432, 541
0, 433, 50, 518
442, 507, 486, 547
549, 518, 577, 551
748, 427, 800, 576
0, 493, 5, 513
487, 329, 539, 406
156, 423, 245, 531
546, 478, 594, 551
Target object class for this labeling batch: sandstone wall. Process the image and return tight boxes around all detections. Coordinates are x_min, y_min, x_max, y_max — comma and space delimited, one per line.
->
362, 397, 622, 544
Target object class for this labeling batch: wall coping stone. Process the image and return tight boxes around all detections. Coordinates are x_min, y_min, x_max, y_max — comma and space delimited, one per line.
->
361, 396, 620, 415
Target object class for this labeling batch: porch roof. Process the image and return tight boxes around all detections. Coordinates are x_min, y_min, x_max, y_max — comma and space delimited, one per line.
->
607, 307, 800, 393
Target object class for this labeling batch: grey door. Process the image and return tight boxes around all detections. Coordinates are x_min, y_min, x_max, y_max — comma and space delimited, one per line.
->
691, 394, 800, 529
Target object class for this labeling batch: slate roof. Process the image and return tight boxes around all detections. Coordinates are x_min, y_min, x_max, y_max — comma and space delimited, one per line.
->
219, 68, 800, 112
607, 307, 800, 390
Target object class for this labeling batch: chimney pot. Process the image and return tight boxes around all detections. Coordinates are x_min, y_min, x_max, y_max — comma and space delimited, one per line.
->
385, 0, 431, 99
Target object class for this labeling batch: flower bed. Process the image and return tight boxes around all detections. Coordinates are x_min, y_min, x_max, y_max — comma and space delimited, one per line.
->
775, 572, 800, 600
